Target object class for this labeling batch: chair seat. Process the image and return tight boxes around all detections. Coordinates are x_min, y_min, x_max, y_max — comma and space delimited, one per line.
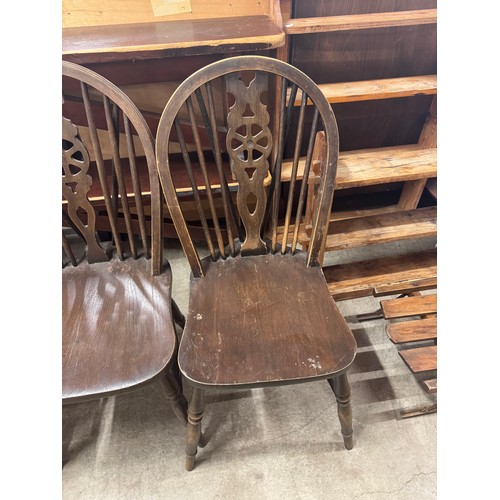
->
179, 252, 357, 388
62, 258, 176, 403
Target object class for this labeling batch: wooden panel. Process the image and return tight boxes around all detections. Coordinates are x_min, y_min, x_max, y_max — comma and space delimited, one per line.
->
63, 0, 272, 28
321, 206, 436, 251
381, 294, 437, 319
290, 76, 437, 105
399, 345, 437, 373
281, 145, 437, 189
423, 378, 437, 392
285, 9, 437, 35
387, 317, 437, 344
294, 0, 437, 19
62, 16, 285, 63
323, 249, 437, 300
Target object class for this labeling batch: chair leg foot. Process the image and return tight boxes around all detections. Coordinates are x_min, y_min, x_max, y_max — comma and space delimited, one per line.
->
328, 373, 353, 450
185, 387, 205, 471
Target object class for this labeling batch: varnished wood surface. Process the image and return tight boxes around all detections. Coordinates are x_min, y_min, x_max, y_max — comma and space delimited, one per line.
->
322, 206, 437, 251
179, 253, 356, 387
387, 317, 437, 344
399, 345, 437, 373
62, 16, 285, 63
324, 249, 437, 300
381, 293, 437, 319
290, 1, 436, 151
62, 259, 176, 402
284, 9, 437, 35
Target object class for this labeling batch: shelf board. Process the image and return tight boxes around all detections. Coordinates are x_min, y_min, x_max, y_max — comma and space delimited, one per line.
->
323, 249, 437, 301
281, 145, 437, 190
320, 206, 436, 252
62, 15, 285, 63
284, 9, 437, 35
289, 75, 437, 105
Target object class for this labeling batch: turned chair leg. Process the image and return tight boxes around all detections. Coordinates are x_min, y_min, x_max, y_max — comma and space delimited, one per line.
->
160, 371, 188, 426
185, 387, 205, 471
328, 373, 353, 450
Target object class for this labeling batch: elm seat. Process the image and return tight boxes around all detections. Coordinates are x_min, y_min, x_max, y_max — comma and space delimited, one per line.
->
62, 259, 176, 402
180, 252, 356, 388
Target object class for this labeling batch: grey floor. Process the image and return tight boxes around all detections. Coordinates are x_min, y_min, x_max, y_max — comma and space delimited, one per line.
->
62, 237, 437, 500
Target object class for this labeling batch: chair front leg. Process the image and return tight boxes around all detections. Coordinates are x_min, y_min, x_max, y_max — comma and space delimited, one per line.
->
171, 299, 186, 329
160, 371, 188, 425
328, 373, 353, 450
185, 386, 205, 471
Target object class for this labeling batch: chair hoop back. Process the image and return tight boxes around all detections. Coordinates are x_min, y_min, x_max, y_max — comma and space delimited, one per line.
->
62, 61, 164, 274
156, 56, 339, 277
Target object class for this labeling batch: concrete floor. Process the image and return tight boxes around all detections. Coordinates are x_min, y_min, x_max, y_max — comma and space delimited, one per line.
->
62, 237, 437, 499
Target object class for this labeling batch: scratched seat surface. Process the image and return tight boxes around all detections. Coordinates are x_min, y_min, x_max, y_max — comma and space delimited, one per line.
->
179, 252, 356, 388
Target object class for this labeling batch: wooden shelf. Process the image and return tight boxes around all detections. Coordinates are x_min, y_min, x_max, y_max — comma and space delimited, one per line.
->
381, 293, 437, 319
323, 249, 437, 301
281, 145, 437, 189
315, 206, 437, 252
62, 15, 285, 64
284, 9, 437, 35
290, 75, 437, 105
399, 345, 437, 373
387, 317, 437, 344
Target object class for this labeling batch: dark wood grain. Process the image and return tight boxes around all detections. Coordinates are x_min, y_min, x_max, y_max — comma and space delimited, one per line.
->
62, 63, 188, 434
290, 0, 436, 151
155, 56, 355, 470
62, 259, 176, 402
179, 252, 356, 387
62, 16, 285, 64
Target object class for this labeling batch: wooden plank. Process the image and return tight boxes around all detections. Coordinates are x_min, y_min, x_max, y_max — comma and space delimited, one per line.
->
374, 276, 437, 296
387, 317, 437, 344
423, 378, 437, 393
290, 75, 437, 105
322, 206, 436, 251
62, 16, 285, 63
63, 0, 273, 28
323, 249, 437, 301
399, 403, 437, 418
284, 9, 437, 35
381, 294, 437, 319
281, 145, 437, 189
399, 345, 437, 373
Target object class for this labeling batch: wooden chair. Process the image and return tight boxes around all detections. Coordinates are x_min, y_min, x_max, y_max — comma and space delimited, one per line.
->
155, 56, 357, 470
62, 61, 190, 436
